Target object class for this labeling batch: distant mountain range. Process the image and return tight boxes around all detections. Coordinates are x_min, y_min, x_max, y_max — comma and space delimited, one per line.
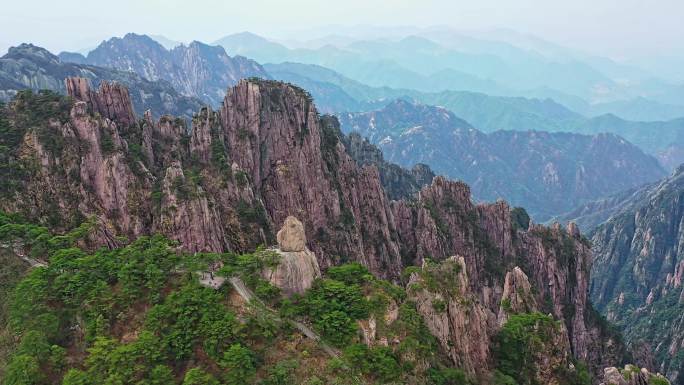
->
0, 43, 203, 119
60, 33, 269, 107
213, 31, 684, 117
338, 99, 666, 220
264, 62, 684, 170
5, 35, 684, 174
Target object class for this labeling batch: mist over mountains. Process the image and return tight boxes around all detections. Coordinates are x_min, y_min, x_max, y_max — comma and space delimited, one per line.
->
5, 30, 684, 222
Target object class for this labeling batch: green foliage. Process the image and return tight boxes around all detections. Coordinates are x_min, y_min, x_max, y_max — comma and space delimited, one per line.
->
301, 279, 369, 320
182, 368, 220, 385
432, 299, 447, 313
428, 367, 470, 385
510, 207, 530, 231
99, 129, 115, 155
260, 360, 298, 385
61, 369, 90, 385
220, 343, 256, 384
145, 283, 239, 360
492, 370, 518, 385
13, 90, 71, 152
493, 313, 556, 384
650, 377, 670, 385
316, 310, 358, 347
501, 298, 512, 313
343, 344, 400, 383
326, 262, 371, 285
294, 277, 370, 346
1, 213, 472, 385
492, 313, 586, 385
411, 258, 463, 297
3, 354, 43, 385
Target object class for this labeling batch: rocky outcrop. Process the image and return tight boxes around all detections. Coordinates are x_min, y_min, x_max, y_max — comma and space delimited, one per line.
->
263, 216, 321, 295
0, 78, 624, 380
599, 365, 670, 385
66, 77, 137, 128
407, 256, 492, 376
342, 132, 435, 200
497, 267, 537, 325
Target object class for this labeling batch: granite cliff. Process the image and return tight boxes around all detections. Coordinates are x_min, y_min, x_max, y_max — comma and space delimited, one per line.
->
590, 166, 684, 383
0, 77, 626, 382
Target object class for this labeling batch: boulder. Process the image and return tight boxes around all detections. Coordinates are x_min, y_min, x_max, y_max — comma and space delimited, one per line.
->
264, 216, 321, 295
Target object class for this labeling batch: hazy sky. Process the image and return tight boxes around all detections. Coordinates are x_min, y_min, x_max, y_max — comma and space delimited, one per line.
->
1, 0, 682, 61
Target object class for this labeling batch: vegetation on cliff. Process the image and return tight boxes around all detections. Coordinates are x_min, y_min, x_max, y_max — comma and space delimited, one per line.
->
0, 213, 466, 385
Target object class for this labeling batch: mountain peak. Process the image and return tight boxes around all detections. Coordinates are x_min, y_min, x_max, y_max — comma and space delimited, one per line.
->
3, 43, 60, 64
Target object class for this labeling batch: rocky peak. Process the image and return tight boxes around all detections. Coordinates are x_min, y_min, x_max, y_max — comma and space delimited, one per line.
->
2, 43, 60, 64
498, 266, 537, 325
590, 164, 684, 380
342, 132, 435, 200
65, 77, 136, 128
82, 34, 270, 107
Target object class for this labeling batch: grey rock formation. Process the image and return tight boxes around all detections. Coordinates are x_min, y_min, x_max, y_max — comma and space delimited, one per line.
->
599, 365, 670, 385
78, 33, 270, 107
0, 43, 204, 120
264, 216, 321, 295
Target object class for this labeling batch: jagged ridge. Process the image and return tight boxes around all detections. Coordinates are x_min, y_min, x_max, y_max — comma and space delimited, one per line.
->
0, 77, 624, 381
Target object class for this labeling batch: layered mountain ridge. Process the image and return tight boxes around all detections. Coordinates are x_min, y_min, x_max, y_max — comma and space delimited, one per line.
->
0, 77, 625, 382
338, 99, 666, 220
0, 43, 204, 120
72, 33, 270, 107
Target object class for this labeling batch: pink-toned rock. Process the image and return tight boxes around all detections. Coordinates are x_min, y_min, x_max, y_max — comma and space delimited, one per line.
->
66, 77, 136, 128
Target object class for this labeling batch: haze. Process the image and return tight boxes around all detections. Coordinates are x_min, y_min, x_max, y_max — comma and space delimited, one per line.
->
2, 0, 683, 63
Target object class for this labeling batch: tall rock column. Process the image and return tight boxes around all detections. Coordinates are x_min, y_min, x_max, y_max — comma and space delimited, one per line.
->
66, 77, 137, 128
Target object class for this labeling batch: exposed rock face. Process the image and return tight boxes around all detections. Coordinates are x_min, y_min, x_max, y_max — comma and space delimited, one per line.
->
590, 166, 684, 382
80, 33, 270, 107
264, 216, 321, 295
342, 132, 434, 200
497, 266, 537, 325
338, 99, 666, 221
276, 216, 307, 252
66, 77, 137, 128
599, 365, 670, 385
407, 256, 492, 375
0, 78, 623, 380
0, 43, 204, 120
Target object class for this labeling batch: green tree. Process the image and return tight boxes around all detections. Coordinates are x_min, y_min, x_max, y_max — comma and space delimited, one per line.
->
220, 343, 256, 384
61, 369, 90, 385
316, 310, 357, 347
4, 355, 42, 385
182, 368, 220, 385
326, 263, 371, 285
